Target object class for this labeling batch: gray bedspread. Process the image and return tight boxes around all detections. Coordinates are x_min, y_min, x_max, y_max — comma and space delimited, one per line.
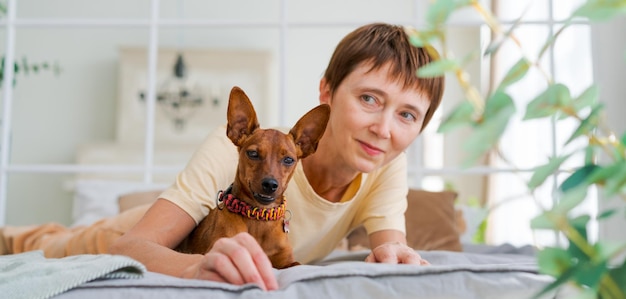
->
52, 249, 576, 299
0, 251, 144, 299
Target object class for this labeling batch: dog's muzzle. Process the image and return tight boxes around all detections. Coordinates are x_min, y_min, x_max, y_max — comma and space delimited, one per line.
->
253, 192, 276, 204
251, 178, 278, 204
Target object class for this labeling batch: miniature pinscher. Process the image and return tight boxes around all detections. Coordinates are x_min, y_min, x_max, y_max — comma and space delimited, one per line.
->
176, 86, 330, 269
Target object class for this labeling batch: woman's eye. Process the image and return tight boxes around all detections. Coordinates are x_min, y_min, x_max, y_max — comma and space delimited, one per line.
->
360, 94, 376, 104
246, 150, 260, 160
282, 156, 295, 166
400, 111, 417, 122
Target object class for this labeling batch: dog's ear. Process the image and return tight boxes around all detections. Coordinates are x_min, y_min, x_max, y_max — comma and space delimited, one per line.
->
227, 86, 260, 146
289, 104, 330, 159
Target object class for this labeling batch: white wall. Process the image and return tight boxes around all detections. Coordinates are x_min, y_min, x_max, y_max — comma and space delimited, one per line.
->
590, 15, 626, 243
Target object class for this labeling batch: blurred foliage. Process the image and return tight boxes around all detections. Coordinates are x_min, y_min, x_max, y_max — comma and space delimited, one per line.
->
0, 1, 61, 86
407, 0, 626, 298
0, 56, 62, 86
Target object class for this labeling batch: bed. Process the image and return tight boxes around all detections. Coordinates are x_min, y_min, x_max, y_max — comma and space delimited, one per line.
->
1, 180, 576, 298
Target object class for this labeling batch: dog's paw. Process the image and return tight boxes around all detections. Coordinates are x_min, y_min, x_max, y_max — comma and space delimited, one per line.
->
285, 261, 301, 268
276, 261, 301, 269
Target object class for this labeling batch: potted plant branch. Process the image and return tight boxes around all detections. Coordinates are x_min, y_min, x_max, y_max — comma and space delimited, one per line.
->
406, 0, 626, 297
0, 56, 61, 86
0, 1, 61, 86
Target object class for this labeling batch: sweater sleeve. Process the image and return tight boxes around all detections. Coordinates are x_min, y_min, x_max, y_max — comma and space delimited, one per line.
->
356, 153, 409, 235
159, 125, 239, 224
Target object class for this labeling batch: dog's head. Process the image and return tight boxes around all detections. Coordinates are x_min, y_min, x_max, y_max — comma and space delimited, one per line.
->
226, 86, 330, 207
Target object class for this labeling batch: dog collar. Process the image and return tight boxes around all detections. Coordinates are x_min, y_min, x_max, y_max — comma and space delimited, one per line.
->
216, 185, 287, 222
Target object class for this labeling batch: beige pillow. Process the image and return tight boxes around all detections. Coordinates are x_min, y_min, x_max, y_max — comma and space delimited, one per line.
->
118, 189, 163, 212
347, 189, 463, 252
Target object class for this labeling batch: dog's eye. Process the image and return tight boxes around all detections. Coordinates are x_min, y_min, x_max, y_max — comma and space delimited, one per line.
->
282, 156, 295, 166
246, 150, 260, 160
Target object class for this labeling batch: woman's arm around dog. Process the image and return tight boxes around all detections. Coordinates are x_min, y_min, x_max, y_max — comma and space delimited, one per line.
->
109, 199, 279, 291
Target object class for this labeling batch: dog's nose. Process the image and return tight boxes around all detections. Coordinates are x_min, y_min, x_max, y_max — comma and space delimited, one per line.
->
262, 178, 279, 194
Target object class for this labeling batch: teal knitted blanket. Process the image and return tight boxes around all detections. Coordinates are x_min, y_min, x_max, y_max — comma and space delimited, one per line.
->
0, 250, 145, 299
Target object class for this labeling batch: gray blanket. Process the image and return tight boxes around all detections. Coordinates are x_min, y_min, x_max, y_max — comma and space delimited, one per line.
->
0, 250, 145, 299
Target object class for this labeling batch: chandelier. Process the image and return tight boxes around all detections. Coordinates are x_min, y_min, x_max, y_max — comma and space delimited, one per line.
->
139, 53, 204, 131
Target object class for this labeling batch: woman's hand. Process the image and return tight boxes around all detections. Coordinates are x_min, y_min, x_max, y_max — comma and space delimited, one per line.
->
365, 241, 429, 265
181, 232, 278, 291
365, 229, 429, 265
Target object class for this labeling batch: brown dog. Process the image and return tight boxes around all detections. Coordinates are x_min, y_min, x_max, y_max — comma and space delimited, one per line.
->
176, 86, 330, 269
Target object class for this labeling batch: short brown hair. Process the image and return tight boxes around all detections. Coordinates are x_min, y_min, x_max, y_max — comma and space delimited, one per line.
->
323, 23, 444, 131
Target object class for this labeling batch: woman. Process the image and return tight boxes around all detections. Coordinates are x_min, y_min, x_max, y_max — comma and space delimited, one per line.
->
109, 22, 444, 290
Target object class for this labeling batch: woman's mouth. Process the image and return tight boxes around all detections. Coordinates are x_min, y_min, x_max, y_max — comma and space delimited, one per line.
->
359, 141, 384, 156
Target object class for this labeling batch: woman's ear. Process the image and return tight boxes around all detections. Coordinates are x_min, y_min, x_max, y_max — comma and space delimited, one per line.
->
319, 78, 331, 105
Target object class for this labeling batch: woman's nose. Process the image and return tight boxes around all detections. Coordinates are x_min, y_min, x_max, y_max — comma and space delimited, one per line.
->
369, 112, 392, 139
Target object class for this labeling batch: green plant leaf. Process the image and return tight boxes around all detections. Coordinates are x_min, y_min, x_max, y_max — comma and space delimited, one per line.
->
531, 211, 559, 230
586, 161, 626, 185
533, 266, 578, 299
426, 0, 474, 27
417, 58, 459, 78
407, 33, 426, 47
569, 215, 590, 243
538, 20, 572, 61
560, 164, 599, 192
537, 247, 574, 277
584, 145, 596, 165
565, 103, 603, 145
437, 100, 476, 133
562, 225, 608, 291
555, 187, 588, 214
472, 218, 487, 244
405, 27, 439, 47
461, 92, 515, 166
573, 260, 608, 291
597, 208, 617, 220
594, 240, 626, 259
461, 119, 505, 166
483, 35, 505, 58
604, 163, 626, 196
621, 131, 626, 146
523, 84, 572, 120
496, 58, 530, 92
608, 257, 626, 295
564, 215, 589, 273
528, 154, 572, 190
586, 161, 626, 196
573, 85, 599, 112
483, 90, 516, 119
573, 0, 626, 22
484, 8, 527, 57
426, 0, 456, 27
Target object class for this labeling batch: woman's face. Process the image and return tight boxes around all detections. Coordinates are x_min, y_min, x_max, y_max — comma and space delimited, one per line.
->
319, 62, 431, 173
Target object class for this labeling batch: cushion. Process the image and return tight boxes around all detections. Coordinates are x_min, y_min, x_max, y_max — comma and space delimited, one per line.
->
71, 180, 168, 227
118, 189, 164, 213
347, 189, 463, 251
